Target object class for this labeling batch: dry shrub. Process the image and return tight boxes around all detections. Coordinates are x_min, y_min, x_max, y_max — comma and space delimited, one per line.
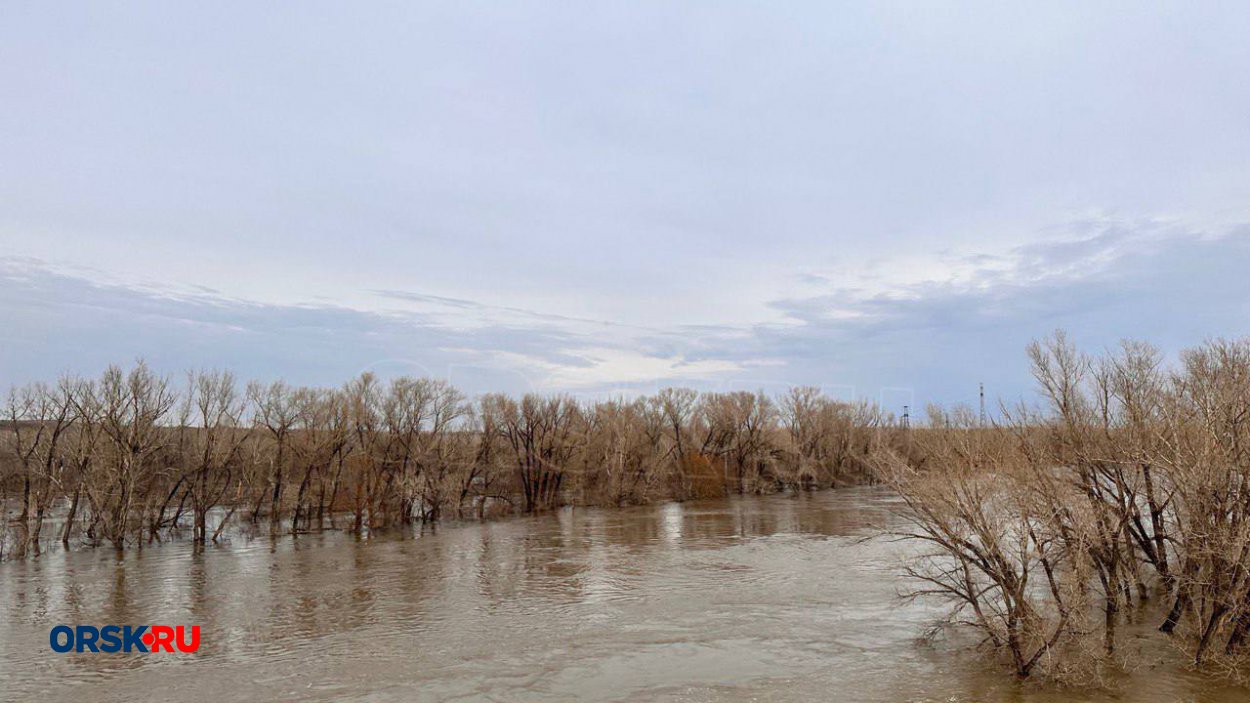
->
681, 452, 727, 499
886, 331, 1250, 682
2, 372, 895, 554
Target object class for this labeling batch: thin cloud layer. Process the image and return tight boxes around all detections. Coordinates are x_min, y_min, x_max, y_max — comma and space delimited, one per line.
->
0, 258, 749, 395
751, 223, 1250, 408
3, 222, 1247, 409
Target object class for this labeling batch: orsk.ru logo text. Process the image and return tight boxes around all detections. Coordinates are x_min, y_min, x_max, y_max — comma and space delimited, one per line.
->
49, 625, 201, 653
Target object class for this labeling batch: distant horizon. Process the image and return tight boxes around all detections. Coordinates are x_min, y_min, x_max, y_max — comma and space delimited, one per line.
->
3, 327, 1242, 429
4, 3, 1250, 409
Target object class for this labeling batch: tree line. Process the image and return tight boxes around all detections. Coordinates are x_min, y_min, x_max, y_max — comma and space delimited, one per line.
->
1, 364, 891, 559
876, 332, 1250, 679
11, 333, 1250, 681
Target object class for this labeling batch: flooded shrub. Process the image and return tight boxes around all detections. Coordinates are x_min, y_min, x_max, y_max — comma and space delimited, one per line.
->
886, 331, 1250, 681
681, 452, 726, 499
877, 411, 1087, 679
1, 369, 893, 554
575, 398, 668, 507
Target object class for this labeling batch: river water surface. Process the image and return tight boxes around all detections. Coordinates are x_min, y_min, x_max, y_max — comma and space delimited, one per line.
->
1, 488, 1247, 702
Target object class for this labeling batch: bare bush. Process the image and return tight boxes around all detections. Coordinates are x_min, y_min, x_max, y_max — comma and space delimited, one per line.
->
2, 364, 891, 555
883, 332, 1250, 681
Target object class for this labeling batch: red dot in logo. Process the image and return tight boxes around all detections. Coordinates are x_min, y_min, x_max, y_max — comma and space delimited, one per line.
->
141, 633, 155, 647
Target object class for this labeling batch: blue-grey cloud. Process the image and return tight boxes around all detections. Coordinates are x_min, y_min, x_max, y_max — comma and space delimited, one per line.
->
734, 225, 1250, 410
0, 259, 748, 395
5, 223, 1246, 411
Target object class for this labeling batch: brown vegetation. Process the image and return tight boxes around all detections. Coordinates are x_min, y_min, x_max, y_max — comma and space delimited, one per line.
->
13, 331, 1250, 683
1, 369, 887, 560
876, 332, 1250, 681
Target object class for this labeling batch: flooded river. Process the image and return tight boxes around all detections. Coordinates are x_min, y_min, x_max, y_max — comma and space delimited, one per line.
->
1, 488, 1247, 702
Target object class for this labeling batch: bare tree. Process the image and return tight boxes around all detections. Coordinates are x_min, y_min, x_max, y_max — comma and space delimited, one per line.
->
91, 362, 177, 547
492, 394, 583, 512
248, 380, 304, 526
178, 370, 249, 544
3, 380, 75, 554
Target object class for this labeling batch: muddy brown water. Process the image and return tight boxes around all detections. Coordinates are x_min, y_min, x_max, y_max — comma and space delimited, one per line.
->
1, 487, 1247, 702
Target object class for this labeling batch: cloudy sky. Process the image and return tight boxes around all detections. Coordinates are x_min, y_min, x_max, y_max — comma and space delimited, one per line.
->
3, 2, 1249, 411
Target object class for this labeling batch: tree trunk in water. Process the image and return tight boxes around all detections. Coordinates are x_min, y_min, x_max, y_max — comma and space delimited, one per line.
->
1195, 606, 1229, 665
1161, 559, 1197, 633
61, 487, 80, 546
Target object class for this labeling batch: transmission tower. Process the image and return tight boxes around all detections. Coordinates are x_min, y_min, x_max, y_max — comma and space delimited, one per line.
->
979, 382, 986, 428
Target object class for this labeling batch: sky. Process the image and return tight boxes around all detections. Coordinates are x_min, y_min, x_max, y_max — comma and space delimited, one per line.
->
3, 2, 1250, 412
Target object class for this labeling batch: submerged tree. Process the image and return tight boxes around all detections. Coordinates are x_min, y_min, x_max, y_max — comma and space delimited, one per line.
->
2, 363, 889, 553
